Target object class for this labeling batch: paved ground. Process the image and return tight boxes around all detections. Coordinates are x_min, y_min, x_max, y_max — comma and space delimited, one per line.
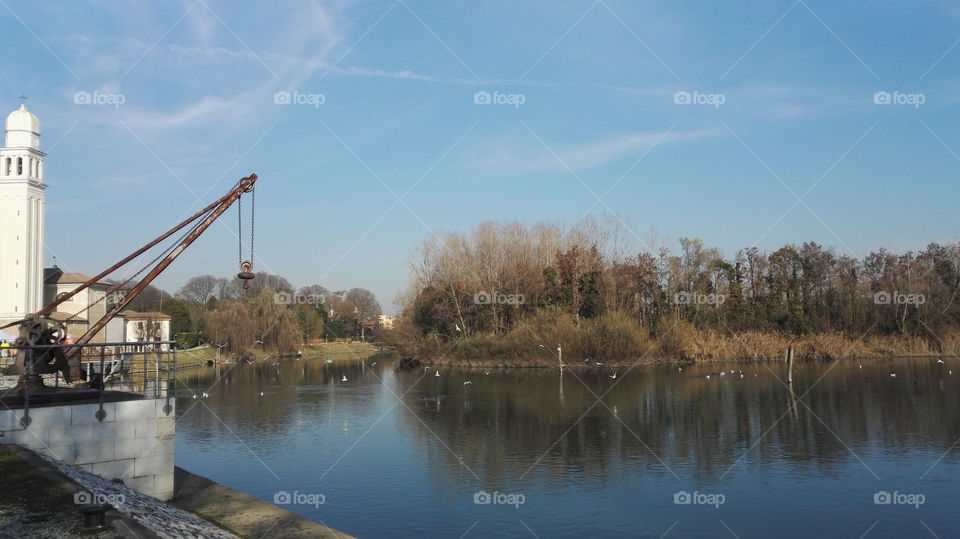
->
0, 444, 156, 538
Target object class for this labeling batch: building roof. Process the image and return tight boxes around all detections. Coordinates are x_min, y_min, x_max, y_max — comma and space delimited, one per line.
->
49, 311, 88, 323
120, 311, 171, 320
44, 267, 113, 287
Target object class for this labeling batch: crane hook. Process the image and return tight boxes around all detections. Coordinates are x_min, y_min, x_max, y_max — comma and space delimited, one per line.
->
238, 260, 254, 289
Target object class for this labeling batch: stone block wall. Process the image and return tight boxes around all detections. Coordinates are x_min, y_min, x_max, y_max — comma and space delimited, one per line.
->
0, 398, 175, 500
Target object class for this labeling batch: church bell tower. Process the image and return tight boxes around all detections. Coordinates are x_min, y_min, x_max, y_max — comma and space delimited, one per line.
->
0, 102, 46, 320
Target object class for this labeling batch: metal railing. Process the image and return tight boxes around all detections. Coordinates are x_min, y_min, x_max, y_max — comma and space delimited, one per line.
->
1, 340, 177, 401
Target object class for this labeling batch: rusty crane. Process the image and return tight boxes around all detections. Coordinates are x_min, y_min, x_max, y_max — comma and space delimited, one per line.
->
1, 174, 260, 390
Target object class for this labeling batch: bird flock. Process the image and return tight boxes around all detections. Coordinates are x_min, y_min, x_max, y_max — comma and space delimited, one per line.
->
185, 355, 953, 402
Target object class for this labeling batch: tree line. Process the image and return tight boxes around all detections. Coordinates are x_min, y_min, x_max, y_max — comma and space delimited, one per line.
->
127, 273, 382, 355
398, 219, 960, 359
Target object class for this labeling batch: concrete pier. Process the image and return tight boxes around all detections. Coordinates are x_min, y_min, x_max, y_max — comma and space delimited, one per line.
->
0, 395, 175, 500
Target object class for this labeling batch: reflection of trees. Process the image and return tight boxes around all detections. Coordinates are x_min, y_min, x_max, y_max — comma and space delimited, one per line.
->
396, 359, 960, 488
173, 355, 386, 448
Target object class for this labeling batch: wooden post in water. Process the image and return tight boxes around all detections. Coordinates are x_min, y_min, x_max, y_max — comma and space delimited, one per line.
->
786, 345, 794, 384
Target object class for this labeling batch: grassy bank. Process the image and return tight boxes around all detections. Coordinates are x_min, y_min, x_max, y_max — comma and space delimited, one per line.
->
405, 312, 960, 367
306, 342, 383, 358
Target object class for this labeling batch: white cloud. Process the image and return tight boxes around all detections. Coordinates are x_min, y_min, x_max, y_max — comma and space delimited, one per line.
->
472, 128, 720, 175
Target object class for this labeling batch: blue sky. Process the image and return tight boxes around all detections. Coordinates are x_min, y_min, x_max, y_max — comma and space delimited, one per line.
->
2, 0, 960, 313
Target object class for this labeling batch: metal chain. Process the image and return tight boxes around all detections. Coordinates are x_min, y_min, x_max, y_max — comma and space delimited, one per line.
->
237, 194, 243, 266
250, 187, 255, 262
66, 207, 215, 321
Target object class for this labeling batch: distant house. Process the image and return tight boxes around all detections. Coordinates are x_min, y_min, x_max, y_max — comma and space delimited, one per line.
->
43, 267, 114, 342
116, 311, 171, 351
377, 314, 396, 329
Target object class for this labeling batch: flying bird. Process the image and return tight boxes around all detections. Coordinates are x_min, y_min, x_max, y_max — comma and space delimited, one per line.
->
463, 381, 472, 385
609, 373, 617, 379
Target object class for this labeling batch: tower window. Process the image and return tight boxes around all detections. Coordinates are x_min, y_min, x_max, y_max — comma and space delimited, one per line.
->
17, 157, 22, 175
4, 157, 9, 175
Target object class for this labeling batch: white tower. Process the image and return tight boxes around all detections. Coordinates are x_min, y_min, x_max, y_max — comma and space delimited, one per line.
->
0, 103, 45, 320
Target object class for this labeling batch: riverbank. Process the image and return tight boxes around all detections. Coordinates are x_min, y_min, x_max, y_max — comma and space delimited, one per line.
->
172, 467, 352, 538
407, 317, 960, 367
176, 342, 385, 369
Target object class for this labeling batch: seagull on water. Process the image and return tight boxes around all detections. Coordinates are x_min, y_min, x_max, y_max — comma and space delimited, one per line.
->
706, 374, 711, 380
259, 391, 264, 397
324, 359, 334, 364
455, 324, 462, 332
890, 373, 897, 378
483, 371, 491, 375
435, 370, 440, 377
463, 381, 472, 385
201, 392, 209, 398
342, 374, 348, 382
609, 372, 617, 379
937, 359, 945, 364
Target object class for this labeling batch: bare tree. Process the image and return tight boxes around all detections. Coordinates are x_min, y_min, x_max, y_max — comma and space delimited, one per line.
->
178, 275, 220, 305
346, 288, 381, 340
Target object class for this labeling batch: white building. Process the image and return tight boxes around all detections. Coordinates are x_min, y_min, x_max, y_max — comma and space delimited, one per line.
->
117, 311, 171, 350
0, 103, 45, 322
43, 268, 114, 342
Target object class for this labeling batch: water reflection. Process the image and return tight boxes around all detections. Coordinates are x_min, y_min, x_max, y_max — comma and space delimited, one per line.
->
175, 355, 960, 538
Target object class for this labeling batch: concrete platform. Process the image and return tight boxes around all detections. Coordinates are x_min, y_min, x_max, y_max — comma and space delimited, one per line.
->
171, 467, 353, 538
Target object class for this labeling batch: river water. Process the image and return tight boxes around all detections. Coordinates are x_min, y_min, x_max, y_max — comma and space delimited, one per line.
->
174, 354, 960, 538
